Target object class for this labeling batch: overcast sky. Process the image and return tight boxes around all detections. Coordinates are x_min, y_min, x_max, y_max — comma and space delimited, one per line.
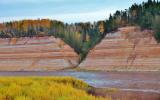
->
0, 0, 148, 23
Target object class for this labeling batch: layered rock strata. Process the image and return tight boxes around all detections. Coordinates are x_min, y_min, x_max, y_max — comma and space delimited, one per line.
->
0, 36, 79, 71
79, 27, 160, 71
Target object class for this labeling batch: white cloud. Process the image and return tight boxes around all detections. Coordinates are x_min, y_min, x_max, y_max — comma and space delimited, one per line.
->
0, 9, 115, 23
54, 9, 115, 23
0, 0, 84, 4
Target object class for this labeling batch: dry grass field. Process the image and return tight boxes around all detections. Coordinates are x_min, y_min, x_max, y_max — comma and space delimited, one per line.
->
0, 77, 109, 100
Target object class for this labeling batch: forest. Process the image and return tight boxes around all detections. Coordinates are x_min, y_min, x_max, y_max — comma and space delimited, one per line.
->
0, 0, 159, 61
104, 0, 160, 41
0, 19, 104, 61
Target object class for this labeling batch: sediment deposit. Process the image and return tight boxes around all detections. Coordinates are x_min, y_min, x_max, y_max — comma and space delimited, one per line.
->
0, 36, 79, 71
79, 27, 160, 71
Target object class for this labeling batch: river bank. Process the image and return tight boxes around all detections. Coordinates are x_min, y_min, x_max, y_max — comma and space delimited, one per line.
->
0, 71, 159, 100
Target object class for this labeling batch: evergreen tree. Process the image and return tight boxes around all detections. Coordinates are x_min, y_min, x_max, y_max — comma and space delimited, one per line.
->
153, 15, 160, 42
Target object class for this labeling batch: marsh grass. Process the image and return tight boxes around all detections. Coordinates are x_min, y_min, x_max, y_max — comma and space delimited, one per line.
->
0, 77, 109, 100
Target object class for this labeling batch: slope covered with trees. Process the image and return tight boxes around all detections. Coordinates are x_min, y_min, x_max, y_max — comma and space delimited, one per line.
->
0, 0, 159, 61
0, 20, 105, 61
103, 0, 160, 41
153, 16, 160, 42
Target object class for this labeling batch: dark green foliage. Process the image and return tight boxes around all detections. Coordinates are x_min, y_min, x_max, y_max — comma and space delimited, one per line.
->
153, 16, 160, 42
103, 0, 160, 42
0, 20, 104, 62
49, 21, 103, 61
0, 31, 9, 38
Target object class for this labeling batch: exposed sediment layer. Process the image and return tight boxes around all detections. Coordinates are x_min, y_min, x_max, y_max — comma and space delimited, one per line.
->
79, 27, 160, 71
0, 36, 79, 71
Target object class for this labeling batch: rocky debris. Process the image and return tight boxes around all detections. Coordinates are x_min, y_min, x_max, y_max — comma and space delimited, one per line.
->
79, 27, 160, 71
0, 36, 79, 71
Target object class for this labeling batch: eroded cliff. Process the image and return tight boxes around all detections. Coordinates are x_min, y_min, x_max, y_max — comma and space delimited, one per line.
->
0, 36, 79, 71
79, 27, 160, 71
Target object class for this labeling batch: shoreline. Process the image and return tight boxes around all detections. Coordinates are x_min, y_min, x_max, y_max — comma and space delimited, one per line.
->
0, 71, 159, 100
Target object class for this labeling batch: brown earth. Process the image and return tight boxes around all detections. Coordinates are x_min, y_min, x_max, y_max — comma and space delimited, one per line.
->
79, 26, 160, 71
0, 36, 79, 71
92, 88, 160, 100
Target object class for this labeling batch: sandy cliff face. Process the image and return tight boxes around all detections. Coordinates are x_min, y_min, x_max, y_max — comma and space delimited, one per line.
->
0, 36, 79, 71
79, 27, 160, 71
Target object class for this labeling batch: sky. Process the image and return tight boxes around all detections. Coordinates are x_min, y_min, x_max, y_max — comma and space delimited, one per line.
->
0, 0, 148, 23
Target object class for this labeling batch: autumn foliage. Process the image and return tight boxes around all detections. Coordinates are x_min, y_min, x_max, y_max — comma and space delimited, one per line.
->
0, 77, 107, 100
0, 19, 104, 61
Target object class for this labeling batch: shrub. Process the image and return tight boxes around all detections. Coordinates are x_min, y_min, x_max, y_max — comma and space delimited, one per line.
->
0, 77, 106, 100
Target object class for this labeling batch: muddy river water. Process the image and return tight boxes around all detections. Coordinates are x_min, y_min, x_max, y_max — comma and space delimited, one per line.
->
0, 71, 160, 100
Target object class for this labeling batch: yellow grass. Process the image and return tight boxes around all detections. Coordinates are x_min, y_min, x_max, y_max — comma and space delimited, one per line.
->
0, 77, 110, 100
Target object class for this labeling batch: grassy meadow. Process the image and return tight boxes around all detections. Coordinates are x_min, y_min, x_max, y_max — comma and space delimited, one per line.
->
0, 77, 110, 100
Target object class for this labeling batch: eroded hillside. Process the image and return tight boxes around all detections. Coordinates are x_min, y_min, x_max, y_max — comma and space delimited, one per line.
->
0, 36, 79, 71
79, 27, 160, 71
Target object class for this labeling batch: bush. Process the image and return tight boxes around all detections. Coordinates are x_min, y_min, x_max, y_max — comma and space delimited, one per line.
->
0, 77, 106, 100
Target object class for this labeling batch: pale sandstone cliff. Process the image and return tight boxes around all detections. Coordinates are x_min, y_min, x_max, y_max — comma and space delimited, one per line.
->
0, 36, 79, 71
79, 27, 160, 71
